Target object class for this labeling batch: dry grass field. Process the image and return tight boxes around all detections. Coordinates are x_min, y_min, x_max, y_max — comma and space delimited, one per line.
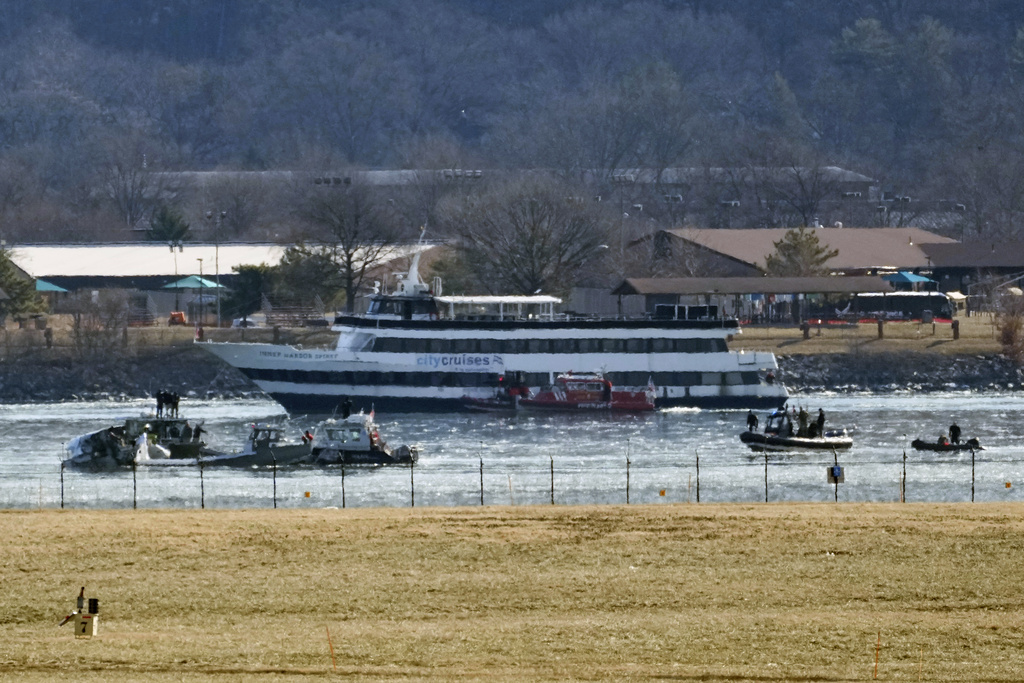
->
3, 504, 1024, 681
730, 314, 1003, 356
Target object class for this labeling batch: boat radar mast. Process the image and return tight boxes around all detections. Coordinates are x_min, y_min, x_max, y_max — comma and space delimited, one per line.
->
391, 227, 431, 297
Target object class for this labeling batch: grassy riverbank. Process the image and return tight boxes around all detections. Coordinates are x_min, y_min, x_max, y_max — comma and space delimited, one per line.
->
0, 312, 1005, 357
730, 314, 1003, 356
4, 504, 1024, 681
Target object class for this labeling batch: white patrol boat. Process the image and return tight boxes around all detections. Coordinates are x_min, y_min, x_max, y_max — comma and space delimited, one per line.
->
309, 411, 418, 465
199, 245, 787, 413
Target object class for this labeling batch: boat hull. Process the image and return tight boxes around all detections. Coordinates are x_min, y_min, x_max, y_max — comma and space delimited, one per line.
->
911, 438, 982, 452
740, 430, 853, 452
200, 443, 313, 468
461, 396, 519, 413
313, 445, 417, 466
268, 391, 784, 414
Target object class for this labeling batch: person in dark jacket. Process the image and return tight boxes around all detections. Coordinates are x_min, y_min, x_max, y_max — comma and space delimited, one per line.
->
746, 410, 758, 432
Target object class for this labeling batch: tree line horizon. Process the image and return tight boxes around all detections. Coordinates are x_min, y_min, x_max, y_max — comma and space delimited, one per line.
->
3, 0, 1024, 246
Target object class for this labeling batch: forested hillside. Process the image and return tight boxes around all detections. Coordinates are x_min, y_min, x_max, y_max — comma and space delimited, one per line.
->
2, 0, 1024, 242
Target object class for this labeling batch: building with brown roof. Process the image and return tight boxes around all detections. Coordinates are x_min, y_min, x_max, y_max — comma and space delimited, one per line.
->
919, 241, 1024, 296
607, 276, 893, 322
655, 227, 956, 276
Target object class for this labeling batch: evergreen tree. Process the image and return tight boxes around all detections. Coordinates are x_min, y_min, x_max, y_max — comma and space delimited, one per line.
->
146, 205, 192, 243
0, 248, 44, 322
221, 264, 275, 321
763, 227, 839, 276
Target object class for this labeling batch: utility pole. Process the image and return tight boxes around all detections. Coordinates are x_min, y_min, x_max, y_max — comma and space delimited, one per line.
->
197, 258, 204, 329
206, 210, 226, 327
169, 240, 183, 311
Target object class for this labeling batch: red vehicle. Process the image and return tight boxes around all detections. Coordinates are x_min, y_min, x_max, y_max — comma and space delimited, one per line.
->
518, 372, 656, 412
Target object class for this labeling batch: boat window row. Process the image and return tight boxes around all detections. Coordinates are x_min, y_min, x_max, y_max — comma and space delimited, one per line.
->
366, 299, 439, 318
245, 368, 761, 388
370, 337, 727, 354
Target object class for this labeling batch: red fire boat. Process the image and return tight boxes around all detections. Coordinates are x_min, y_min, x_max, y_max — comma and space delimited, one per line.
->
518, 372, 656, 412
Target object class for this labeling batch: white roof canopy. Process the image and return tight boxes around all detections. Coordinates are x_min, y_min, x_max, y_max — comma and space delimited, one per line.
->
9, 243, 287, 278
434, 295, 562, 305
434, 294, 562, 321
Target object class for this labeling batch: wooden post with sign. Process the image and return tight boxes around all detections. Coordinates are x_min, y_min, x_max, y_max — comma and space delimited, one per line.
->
827, 447, 844, 502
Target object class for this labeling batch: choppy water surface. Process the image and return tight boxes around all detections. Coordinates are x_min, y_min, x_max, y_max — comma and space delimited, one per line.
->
2, 393, 1023, 508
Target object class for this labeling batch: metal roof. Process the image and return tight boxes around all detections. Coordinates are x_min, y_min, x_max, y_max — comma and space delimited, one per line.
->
7, 242, 432, 279
612, 276, 893, 296
9, 243, 287, 278
663, 227, 956, 271
920, 242, 1024, 268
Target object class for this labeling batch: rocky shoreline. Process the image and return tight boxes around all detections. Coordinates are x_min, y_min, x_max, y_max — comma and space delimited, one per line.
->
0, 347, 1019, 404
0, 347, 261, 404
777, 352, 1023, 394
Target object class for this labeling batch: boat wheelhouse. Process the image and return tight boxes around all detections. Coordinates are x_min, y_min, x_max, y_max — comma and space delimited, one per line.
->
200, 248, 787, 413
309, 411, 418, 465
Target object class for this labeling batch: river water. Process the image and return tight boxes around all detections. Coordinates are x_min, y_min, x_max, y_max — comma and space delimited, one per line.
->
2, 393, 1022, 509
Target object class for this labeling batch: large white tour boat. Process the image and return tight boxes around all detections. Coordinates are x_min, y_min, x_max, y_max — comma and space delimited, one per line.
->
199, 248, 787, 413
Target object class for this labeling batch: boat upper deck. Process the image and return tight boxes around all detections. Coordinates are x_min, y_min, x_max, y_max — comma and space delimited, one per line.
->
331, 314, 741, 332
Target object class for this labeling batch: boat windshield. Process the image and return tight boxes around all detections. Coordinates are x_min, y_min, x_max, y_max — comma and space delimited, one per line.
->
765, 412, 791, 434
324, 428, 364, 443
366, 297, 439, 319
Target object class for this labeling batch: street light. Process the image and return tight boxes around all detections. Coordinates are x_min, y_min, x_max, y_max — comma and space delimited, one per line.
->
206, 210, 226, 327
197, 257, 204, 330
169, 240, 183, 310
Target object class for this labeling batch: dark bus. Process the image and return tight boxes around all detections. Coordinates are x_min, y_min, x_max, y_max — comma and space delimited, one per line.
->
850, 292, 954, 321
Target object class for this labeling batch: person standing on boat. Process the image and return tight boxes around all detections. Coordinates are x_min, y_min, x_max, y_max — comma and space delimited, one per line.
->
746, 410, 758, 432
134, 426, 152, 462
816, 409, 826, 437
949, 422, 961, 444
135, 425, 170, 462
797, 407, 809, 437
341, 397, 353, 419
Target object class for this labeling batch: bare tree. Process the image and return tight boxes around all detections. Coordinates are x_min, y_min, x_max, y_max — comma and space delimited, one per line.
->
934, 145, 1024, 240
94, 133, 174, 230
270, 33, 415, 165
437, 176, 612, 296
295, 177, 407, 312
199, 173, 268, 238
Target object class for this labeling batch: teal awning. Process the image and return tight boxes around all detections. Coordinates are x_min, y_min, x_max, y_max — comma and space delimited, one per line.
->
35, 279, 68, 293
882, 271, 933, 284
162, 275, 224, 289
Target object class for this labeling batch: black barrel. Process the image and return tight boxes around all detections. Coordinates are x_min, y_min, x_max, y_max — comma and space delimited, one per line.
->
88, 598, 99, 614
